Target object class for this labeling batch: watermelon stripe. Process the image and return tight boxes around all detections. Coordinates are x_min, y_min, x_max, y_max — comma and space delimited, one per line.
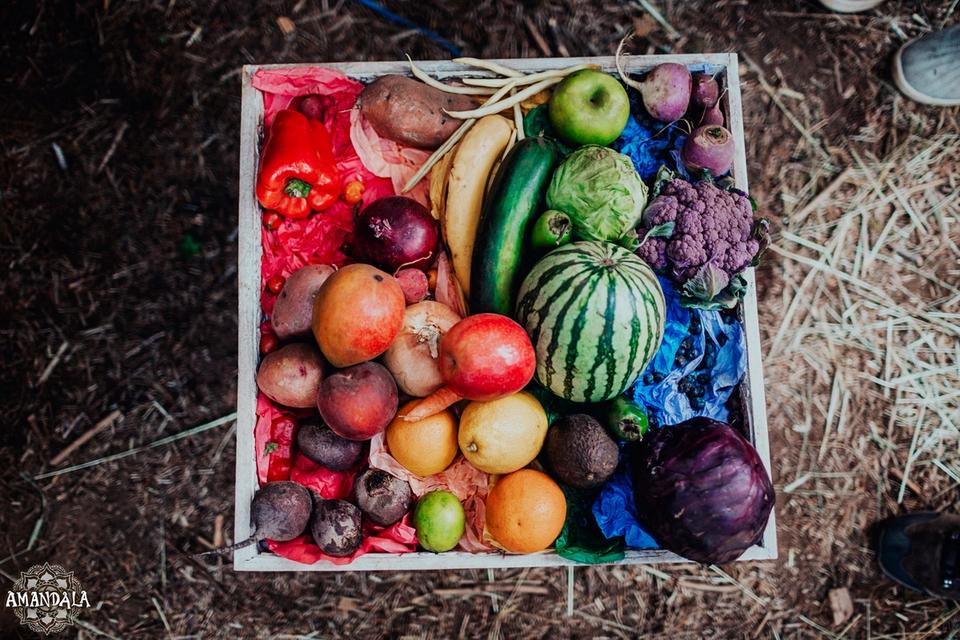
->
611, 268, 641, 397
592, 269, 618, 401
559, 270, 603, 399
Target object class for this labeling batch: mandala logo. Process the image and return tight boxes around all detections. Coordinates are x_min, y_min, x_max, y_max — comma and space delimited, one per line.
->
4, 563, 90, 635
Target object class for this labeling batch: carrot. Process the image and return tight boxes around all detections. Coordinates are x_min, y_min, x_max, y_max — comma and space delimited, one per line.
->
400, 386, 462, 422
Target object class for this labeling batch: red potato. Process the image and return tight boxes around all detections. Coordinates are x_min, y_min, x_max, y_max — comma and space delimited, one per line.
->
311, 264, 405, 367
359, 75, 476, 150
256, 343, 325, 408
271, 264, 335, 339
318, 362, 399, 441
382, 301, 461, 397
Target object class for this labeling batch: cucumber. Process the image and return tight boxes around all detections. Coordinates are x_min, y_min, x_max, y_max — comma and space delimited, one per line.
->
471, 136, 562, 315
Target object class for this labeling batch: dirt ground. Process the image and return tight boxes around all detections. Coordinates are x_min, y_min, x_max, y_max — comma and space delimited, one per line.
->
1, 0, 958, 638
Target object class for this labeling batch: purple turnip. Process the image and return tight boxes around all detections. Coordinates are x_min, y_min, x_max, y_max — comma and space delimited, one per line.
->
691, 73, 720, 111
197, 481, 312, 556
635, 63, 692, 123
699, 104, 724, 127
681, 125, 735, 177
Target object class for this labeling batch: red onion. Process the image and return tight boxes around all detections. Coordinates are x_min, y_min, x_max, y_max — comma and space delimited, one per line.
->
681, 125, 735, 177
352, 196, 439, 272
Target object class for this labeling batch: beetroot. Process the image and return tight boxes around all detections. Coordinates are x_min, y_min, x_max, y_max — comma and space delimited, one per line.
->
353, 196, 439, 272
353, 468, 413, 526
311, 499, 362, 557
681, 125, 735, 177
296, 419, 364, 471
198, 481, 312, 556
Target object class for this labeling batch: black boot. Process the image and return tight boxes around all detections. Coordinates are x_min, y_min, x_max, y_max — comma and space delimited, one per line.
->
877, 512, 960, 599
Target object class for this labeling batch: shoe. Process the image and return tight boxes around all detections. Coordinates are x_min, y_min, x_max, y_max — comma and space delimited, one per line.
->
818, 0, 885, 12
877, 512, 960, 599
893, 25, 960, 106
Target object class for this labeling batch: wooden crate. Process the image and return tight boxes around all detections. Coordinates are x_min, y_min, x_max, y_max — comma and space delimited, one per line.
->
235, 54, 777, 571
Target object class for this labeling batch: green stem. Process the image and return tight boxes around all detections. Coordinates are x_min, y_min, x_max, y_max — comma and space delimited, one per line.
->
284, 178, 312, 198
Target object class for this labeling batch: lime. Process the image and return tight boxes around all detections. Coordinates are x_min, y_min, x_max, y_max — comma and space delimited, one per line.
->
413, 490, 465, 552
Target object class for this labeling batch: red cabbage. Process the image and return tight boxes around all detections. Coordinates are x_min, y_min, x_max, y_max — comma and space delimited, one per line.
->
632, 417, 774, 564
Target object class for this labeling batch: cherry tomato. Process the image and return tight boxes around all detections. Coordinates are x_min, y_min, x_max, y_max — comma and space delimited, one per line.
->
343, 180, 365, 206
266, 274, 285, 294
262, 211, 282, 230
259, 333, 279, 354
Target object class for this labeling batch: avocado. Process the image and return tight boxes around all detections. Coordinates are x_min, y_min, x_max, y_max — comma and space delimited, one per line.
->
544, 414, 619, 488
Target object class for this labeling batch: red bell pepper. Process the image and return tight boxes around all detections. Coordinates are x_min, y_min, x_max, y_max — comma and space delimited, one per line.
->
256, 110, 339, 219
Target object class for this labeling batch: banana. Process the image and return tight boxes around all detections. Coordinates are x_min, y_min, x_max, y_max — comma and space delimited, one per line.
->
442, 115, 514, 297
428, 142, 458, 220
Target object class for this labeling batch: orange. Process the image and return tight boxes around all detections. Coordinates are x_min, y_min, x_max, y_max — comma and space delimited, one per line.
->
485, 469, 566, 553
385, 401, 459, 477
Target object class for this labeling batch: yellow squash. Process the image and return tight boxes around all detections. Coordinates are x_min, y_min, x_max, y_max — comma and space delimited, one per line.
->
442, 115, 513, 297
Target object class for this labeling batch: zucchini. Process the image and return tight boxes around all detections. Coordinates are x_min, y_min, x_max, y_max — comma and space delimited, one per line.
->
471, 136, 562, 315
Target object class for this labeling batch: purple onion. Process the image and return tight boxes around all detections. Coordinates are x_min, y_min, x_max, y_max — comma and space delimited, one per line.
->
352, 196, 439, 272
632, 417, 775, 564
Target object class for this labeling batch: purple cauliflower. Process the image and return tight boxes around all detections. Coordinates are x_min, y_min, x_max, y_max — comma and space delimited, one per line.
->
635, 179, 766, 307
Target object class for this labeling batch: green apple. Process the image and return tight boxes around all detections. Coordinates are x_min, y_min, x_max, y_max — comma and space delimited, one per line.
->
548, 69, 630, 146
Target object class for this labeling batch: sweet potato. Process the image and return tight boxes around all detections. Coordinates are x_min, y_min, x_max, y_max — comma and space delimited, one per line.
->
271, 265, 335, 339
359, 75, 475, 150
256, 343, 325, 408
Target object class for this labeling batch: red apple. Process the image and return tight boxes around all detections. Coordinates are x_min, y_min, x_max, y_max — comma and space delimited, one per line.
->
439, 313, 535, 401
318, 362, 398, 441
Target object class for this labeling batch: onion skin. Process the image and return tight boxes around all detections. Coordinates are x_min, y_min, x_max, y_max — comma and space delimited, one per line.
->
353, 196, 439, 272
640, 63, 692, 122
691, 73, 720, 111
632, 417, 775, 564
382, 301, 461, 397
681, 125, 735, 176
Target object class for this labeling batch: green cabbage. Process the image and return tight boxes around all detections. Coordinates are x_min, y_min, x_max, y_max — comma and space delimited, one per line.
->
546, 145, 648, 242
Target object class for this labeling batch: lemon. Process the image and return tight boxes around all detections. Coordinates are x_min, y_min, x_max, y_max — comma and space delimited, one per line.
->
458, 392, 548, 474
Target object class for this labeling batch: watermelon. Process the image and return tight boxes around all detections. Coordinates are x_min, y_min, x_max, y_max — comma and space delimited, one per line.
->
515, 241, 666, 403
